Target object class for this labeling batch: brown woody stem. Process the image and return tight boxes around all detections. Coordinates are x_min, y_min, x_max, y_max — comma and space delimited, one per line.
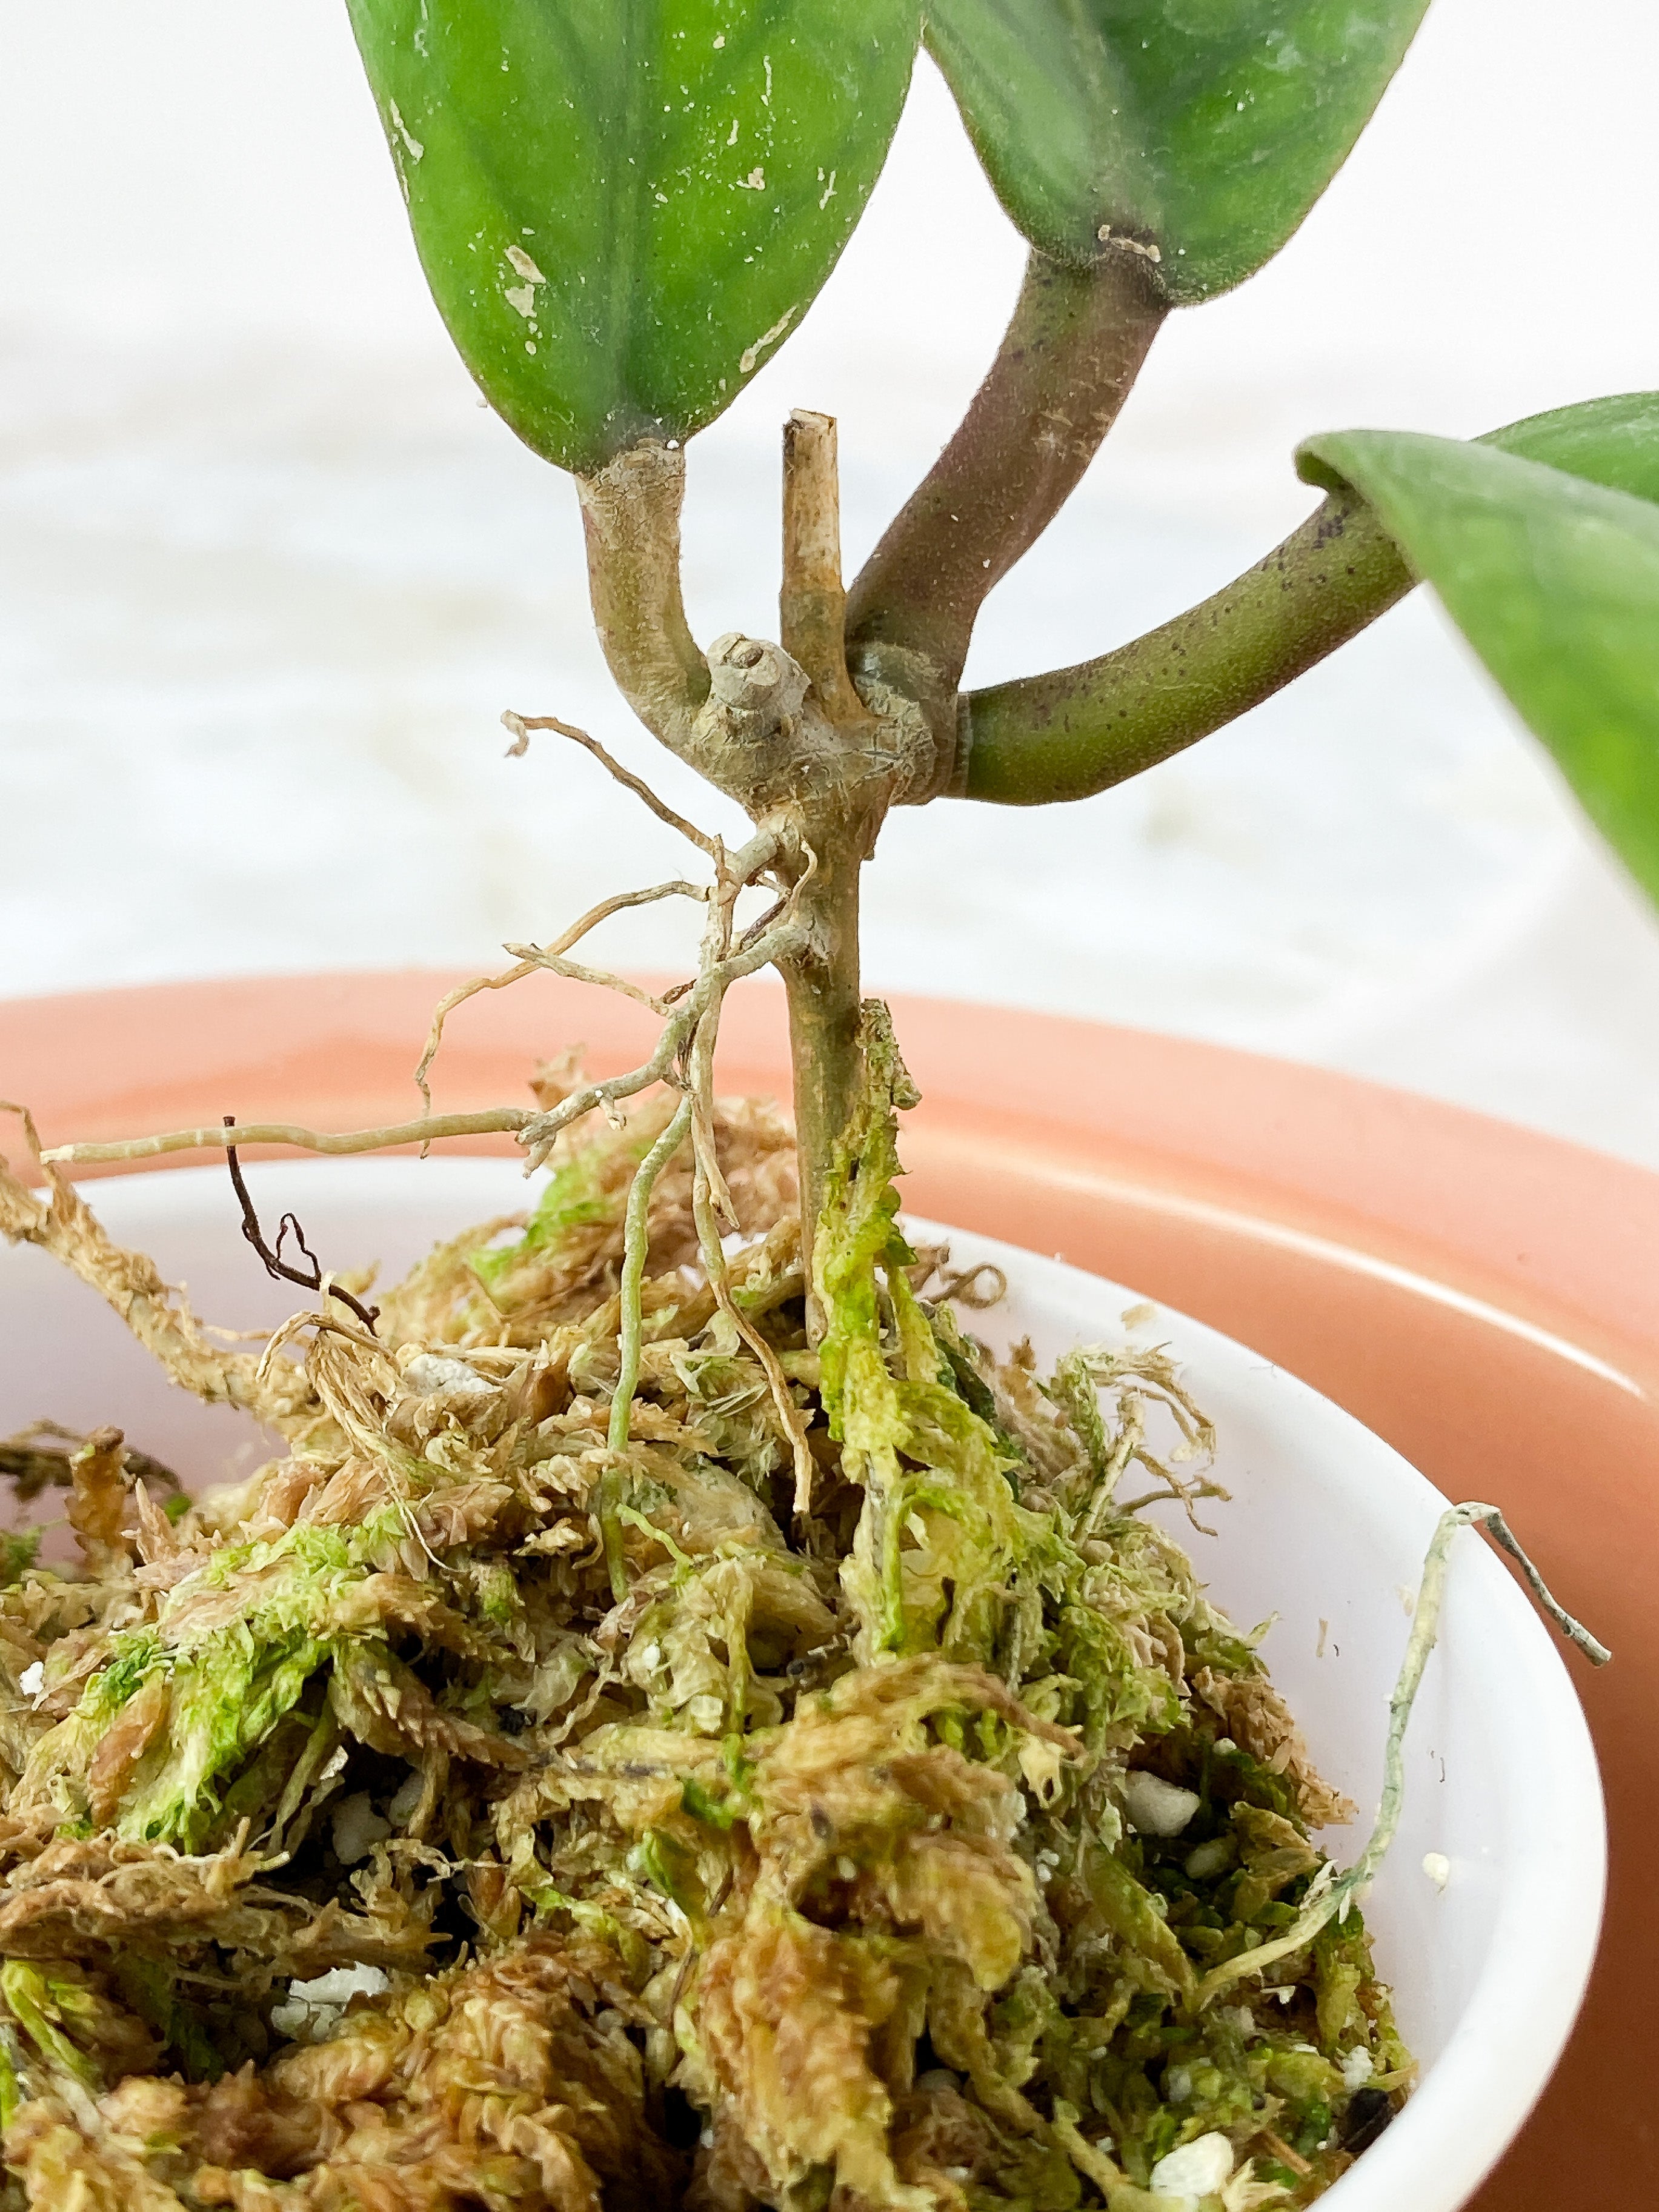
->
846, 248, 1167, 698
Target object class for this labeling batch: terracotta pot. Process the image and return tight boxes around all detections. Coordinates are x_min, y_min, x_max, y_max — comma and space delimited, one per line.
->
5, 969, 1657, 2210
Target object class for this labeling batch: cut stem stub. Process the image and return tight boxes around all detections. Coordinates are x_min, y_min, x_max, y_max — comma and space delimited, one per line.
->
780, 409, 872, 732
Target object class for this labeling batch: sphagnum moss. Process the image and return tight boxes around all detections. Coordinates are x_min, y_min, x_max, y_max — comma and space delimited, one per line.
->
0, 1025, 1502, 2212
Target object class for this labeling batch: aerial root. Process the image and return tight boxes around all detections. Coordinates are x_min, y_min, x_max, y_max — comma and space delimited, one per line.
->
587, 825, 818, 1519
1192, 1499, 1609, 2010
681, 847, 819, 1512
27, 754, 822, 1516
412, 801, 802, 1177
40, 1108, 533, 1169
500, 709, 719, 855
414, 878, 706, 1118
512, 832, 808, 1174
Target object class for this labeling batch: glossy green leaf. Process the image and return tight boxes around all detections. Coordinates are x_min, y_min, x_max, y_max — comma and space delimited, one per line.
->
925, 0, 1429, 303
346, 1, 919, 472
1300, 399, 1659, 905
1481, 390, 1659, 502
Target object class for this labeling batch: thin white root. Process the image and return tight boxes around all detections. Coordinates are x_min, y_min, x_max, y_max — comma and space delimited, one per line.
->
607, 1096, 694, 1460
599, 1093, 696, 1601
41, 1108, 533, 1169
501, 710, 719, 856
515, 828, 805, 1172
694, 1160, 817, 1516
414, 879, 705, 1115
27, 805, 822, 1526
1194, 1500, 1609, 2008
499, 948, 677, 1017
683, 857, 817, 1513
577, 823, 816, 1576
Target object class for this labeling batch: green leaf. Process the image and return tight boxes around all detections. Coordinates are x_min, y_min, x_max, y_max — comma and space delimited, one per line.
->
346, 1, 919, 471
1299, 396, 1659, 905
1483, 390, 1659, 502
925, 0, 1429, 302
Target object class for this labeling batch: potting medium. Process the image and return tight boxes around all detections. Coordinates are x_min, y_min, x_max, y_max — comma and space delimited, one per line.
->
0, 1157, 1605, 2212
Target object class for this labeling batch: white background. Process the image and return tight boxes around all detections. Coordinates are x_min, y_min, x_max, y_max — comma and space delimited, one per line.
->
3, 1, 1659, 1163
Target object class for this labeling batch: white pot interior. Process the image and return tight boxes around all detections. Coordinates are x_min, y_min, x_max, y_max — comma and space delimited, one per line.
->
0, 1158, 1604, 2212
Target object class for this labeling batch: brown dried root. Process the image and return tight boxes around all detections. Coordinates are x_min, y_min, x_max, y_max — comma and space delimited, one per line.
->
225, 1128, 379, 1335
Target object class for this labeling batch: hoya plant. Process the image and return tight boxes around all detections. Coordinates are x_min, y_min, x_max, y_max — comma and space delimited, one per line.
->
0, 7, 1629, 2211
48, 3, 1658, 1248
312, 0, 1659, 1254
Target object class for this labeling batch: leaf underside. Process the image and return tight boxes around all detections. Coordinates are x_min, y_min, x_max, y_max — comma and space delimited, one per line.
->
926, 0, 1430, 303
1300, 393, 1659, 906
346, 0, 919, 471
